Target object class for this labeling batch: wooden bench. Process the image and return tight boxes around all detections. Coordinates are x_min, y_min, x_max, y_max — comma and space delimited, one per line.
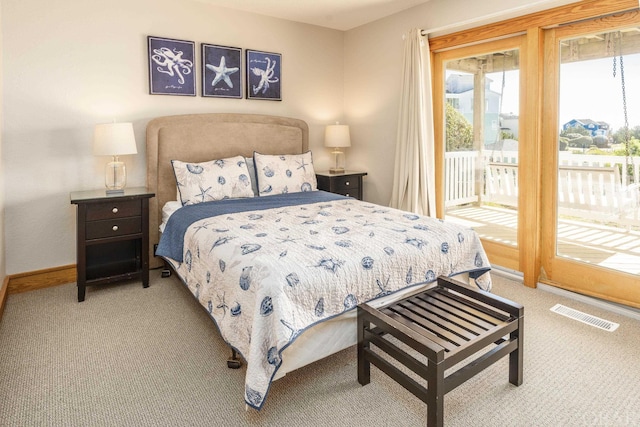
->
357, 276, 524, 427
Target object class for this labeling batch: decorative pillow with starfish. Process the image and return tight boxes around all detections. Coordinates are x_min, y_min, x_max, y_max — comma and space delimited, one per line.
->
254, 151, 317, 196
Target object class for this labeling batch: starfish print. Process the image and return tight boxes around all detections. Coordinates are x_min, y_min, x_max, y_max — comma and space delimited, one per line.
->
296, 158, 309, 172
196, 185, 212, 202
206, 56, 239, 88
277, 235, 301, 244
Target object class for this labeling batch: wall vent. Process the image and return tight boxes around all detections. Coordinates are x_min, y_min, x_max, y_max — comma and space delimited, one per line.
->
550, 304, 619, 332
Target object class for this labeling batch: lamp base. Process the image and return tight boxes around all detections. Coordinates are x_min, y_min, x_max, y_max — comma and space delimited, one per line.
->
106, 189, 125, 195
329, 167, 345, 174
105, 156, 127, 193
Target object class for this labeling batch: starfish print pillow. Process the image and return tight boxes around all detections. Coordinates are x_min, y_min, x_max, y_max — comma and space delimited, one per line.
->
253, 151, 317, 196
172, 156, 254, 206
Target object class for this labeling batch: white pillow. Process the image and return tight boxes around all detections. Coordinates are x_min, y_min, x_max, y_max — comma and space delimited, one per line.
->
172, 156, 254, 206
253, 151, 317, 196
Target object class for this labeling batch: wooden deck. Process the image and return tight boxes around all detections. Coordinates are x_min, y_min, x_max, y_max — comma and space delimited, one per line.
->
446, 205, 640, 276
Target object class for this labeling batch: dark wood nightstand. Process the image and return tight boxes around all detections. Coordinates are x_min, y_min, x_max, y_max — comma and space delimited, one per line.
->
316, 171, 367, 200
70, 187, 155, 302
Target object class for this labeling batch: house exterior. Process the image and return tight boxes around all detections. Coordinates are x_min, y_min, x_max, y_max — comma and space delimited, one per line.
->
563, 118, 610, 137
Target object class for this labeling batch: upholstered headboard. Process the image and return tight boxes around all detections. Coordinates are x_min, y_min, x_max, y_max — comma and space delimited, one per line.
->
146, 113, 309, 268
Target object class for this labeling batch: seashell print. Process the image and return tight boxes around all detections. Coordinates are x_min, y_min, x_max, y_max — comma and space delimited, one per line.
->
245, 386, 263, 407
219, 259, 226, 272
405, 238, 426, 249
214, 228, 229, 233
286, 169, 292, 177
267, 347, 281, 366
263, 166, 275, 177
343, 294, 358, 310
318, 210, 330, 216
279, 227, 289, 232
255, 233, 267, 237
309, 230, 319, 235
241, 244, 261, 255
207, 300, 213, 313
262, 185, 273, 194
372, 209, 388, 214
316, 258, 343, 273
186, 164, 204, 174
212, 236, 234, 250
332, 226, 349, 234
403, 214, 420, 220
281, 186, 289, 194
303, 220, 319, 225
237, 160, 245, 167
206, 271, 211, 283
214, 159, 226, 168
239, 174, 250, 186
240, 224, 254, 230
194, 283, 201, 299
315, 298, 325, 316
300, 182, 312, 192
414, 224, 429, 231
185, 250, 193, 272
279, 155, 286, 160
475, 252, 484, 267
239, 266, 252, 290
280, 250, 287, 257
218, 176, 226, 185
285, 272, 300, 287
335, 240, 352, 248
248, 214, 263, 220
306, 244, 326, 250
425, 270, 436, 282
441, 242, 449, 254
406, 266, 413, 284
361, 256, 374, 270
369, 231, 375, 237
260, 296, 273, 316
230, 303, 242, 316
384, 247, 395, 255
458, 232, 465, 243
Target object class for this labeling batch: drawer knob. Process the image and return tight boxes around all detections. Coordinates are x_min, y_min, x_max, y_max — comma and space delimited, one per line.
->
112, 207, 119, 214
345, 181, 350, 186
345, 194, 350, 197
112, 225, 119, 232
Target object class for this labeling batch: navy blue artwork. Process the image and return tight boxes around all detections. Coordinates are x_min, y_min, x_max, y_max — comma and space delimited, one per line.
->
246, 49, 281, 101
148, 36, 195, 96
202, 43, 242, 98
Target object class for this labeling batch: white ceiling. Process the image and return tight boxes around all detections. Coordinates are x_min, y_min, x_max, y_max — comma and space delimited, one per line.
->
193, 0, 432, 31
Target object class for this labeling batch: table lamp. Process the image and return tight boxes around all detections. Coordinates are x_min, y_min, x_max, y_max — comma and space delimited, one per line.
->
93, 122, 138, 194
324, 122, 351, 174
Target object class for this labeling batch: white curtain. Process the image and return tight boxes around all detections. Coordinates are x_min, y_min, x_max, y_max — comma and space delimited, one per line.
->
389, 28, 436, 216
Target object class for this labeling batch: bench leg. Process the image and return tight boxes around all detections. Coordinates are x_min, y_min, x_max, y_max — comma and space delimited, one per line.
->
509, 315, 524, 386
427, 360, 444, 427
357, 307, 371, 386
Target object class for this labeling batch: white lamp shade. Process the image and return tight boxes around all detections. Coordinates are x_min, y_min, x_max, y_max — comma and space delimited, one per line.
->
93, 122, 138, 156
324, 124, 351, 148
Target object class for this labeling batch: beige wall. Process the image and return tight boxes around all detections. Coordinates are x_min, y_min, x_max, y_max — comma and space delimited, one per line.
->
0, 1, 5, 281
1, 0, 580, 276
1, 0, 344, 275
343, 0, 580, 206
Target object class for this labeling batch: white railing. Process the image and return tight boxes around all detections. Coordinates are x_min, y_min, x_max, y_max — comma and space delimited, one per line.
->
445, 150, 640, 224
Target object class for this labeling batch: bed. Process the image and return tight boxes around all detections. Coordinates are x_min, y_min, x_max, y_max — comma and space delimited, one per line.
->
146, 113, 492, 410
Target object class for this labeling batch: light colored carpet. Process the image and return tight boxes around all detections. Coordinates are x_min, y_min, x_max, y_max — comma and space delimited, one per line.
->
1, 270, 639, 426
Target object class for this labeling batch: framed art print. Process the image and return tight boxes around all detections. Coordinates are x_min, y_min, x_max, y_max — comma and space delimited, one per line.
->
202, 44, 242, 98
148, 36, 196, 96
246, 49, 281, 101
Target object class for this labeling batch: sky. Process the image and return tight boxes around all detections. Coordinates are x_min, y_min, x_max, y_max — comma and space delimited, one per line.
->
484, 54, 640, 133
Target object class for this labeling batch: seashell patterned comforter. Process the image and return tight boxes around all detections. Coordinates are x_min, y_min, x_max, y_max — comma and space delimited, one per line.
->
156, 191, 491, 409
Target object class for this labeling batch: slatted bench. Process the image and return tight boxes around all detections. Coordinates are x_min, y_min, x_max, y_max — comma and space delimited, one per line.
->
357, 276, 524, 427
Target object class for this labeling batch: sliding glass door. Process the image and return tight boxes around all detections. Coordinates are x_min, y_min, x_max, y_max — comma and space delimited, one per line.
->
542, 12, 640, 307
434, 37, 525, 273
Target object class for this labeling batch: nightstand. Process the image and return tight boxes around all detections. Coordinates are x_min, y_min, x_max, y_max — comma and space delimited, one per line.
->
316, 171, 367, 200
70, 187, 155, 302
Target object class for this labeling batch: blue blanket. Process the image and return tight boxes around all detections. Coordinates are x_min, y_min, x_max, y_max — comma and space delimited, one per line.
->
156, 191, 346, 262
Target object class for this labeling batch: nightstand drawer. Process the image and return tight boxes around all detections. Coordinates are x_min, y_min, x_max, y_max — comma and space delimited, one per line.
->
332, 176, 361, 193
86, 199, 142, 221
86, 217, 142, 240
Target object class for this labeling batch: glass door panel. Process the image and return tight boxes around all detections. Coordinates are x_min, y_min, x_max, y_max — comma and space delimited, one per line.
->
441, 45, 521, 263
542, 11, 640, 308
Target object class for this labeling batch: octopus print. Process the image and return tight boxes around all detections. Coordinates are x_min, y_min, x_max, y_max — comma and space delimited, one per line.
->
250, 57, 279, 95
151, 47, 193, 85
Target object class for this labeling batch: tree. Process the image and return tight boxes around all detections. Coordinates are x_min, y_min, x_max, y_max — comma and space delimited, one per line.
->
445, 102, 473, 151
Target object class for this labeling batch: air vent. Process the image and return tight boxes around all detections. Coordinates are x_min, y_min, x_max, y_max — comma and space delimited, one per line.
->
550, 304, 619, 332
